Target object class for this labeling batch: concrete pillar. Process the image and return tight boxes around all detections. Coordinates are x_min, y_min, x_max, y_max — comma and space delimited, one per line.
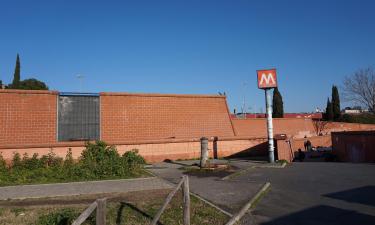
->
200, 137, 209, 168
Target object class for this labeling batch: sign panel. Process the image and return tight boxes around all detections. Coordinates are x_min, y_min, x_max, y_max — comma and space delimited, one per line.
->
257, 69, 277, 89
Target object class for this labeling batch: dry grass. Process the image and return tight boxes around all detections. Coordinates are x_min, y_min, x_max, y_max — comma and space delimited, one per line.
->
0, 189, 229, 225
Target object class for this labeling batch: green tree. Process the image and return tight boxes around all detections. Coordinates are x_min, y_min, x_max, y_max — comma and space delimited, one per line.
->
272, 87, 284, 118
19, 78, 48, 90
10, 54, 21, 89
331, 85, 341, 120
325, 98, 334, 121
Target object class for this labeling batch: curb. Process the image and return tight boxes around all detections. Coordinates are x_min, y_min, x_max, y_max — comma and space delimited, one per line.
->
225, 182, 271, 225
221, 162, 287, 180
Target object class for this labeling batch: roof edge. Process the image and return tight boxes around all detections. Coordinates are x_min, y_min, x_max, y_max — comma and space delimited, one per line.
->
100, 92, 226, 98
0, 89, 58, 95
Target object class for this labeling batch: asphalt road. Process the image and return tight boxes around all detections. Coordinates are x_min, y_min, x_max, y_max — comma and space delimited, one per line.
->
239, 162, 375, 225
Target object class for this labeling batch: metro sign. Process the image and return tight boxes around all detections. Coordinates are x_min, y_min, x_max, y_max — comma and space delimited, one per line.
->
257, 69, 277, 89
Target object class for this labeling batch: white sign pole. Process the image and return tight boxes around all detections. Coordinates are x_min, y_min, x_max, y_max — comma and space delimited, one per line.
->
265, 88, 275, 163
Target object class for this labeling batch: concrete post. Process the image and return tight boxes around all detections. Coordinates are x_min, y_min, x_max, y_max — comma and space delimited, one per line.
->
200, 137, 209, 168
265, 89, 275, 163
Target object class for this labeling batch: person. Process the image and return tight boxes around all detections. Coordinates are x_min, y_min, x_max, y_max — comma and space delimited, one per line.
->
306, 140, 312, 151
303, 136, 308, 151
297, 149, 305, 162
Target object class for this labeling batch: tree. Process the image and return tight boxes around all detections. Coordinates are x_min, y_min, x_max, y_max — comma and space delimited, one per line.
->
10, 54, 21, 89
325, 98, 334, 120
343, 67, 375, 113
19, 78, 48, 90
331, 85, 341, 120
312, 119, 329, 136
272, 87, 284, 118
7, 54, 49, 90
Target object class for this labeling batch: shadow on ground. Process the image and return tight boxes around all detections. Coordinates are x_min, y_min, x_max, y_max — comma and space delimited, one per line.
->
116, 202, 163, 225
258, 205, 375, 225
324, 185, 375, 207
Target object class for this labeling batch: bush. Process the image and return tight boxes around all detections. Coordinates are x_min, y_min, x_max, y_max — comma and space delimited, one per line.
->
122, 149, 146, 171
0, 141, 147, 186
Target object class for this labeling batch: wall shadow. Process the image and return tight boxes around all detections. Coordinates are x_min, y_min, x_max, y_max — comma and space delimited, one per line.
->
213, 136, 218, 159
225, 141, 268, 160
324, 186, 375, 207
260, 205, 375, 225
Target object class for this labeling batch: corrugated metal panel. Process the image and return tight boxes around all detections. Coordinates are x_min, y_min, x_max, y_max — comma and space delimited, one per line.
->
58, 94, 100, 141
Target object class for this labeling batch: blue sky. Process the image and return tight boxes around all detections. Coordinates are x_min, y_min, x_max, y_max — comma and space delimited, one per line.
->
0, 0, 374, 113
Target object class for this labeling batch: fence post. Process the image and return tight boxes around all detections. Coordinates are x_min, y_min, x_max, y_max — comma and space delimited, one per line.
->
96, 198, 107, 225
182, 175, 191, 225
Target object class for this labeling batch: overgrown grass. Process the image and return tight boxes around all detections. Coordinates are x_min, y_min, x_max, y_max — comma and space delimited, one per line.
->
0, 141, 148, 186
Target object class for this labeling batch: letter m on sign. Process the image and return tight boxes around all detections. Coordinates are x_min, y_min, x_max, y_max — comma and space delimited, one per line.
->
257, 69, 277, 89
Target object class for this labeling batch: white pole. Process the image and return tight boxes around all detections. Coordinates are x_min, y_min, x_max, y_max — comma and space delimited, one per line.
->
265, 88, 275, 163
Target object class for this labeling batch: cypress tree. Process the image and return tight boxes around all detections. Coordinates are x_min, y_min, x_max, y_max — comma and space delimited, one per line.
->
331, 85, 341, 120
11, 54, 21, 89
272, 87, 284, 118
325, 98, 334, 121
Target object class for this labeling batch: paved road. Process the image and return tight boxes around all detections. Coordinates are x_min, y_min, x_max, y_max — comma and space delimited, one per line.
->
239, 162, 375, 225
0, 177, 172, 200
149, 159, 266, 213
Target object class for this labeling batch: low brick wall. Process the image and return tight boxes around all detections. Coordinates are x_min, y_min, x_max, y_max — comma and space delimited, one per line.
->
276, 135, 331, 162
0, 137, 268, 163
291, 135, 331, 151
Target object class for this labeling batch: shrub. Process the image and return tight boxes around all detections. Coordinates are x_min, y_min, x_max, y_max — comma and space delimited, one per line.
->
11, 152, 22, 169
122, 149, 146, 171
0, 154, 7, 172
78, 141, 125, 179
0, 141, 147, 186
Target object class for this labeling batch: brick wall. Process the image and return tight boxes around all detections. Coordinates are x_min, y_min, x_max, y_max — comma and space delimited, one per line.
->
232, 118, 375, 139
0, 90, 58, 147
100, 92, 235, 142
0, 137, 267, 163
232, 118, 316, 138
276, 135, 331, 162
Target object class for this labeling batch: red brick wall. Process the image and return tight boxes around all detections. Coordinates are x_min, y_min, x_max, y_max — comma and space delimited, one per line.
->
100, 93, 235, 142
0, 90, 58, 147
0, 137, 268, 163
291, 135, 332, 151
276, 135, 331, 162
232, 118, 375, 139
232, 118, 316, 138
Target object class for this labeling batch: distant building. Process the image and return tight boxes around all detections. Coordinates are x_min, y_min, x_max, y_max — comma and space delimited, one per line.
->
342, 107, 369, 114
232, 113, 323, 119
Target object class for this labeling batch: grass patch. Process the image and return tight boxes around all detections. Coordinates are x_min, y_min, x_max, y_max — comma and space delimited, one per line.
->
0, 141, 149, 187
0, 189, 229, 225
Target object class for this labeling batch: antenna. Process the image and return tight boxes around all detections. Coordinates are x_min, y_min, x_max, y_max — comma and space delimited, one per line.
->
242, 82, 248, 116
76, 74, 85, 92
